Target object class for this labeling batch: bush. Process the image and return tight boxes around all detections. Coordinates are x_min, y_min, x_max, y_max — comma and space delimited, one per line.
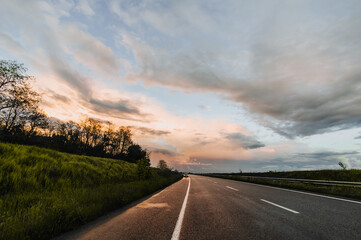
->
137, 157, 151, 180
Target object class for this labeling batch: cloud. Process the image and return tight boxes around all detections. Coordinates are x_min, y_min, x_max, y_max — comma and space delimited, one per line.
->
117, 1, 361, 138
355, 134, 361, 140
0, 33, 25, 53
0, 0, 144, 122
3, 0, 361, 172
75, 0, 95, 16
296, 151, 359, 159
198, 105, 210, 110
225, 132, 265, 149
146, 147, 180, 156
61, 24, 120, 77
130, 126, 170, 136
89, 98, 140, 114
45, 90, 71, 104
49, 56, 93, 97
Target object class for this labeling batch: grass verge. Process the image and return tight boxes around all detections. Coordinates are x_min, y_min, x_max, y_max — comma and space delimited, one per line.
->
0, 143, 182, 240
205, 174, 361, 201
233, 169, 361, 182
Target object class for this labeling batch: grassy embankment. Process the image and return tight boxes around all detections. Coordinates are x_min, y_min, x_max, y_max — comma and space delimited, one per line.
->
205, 170, 361, 200
0, 143, 182, 240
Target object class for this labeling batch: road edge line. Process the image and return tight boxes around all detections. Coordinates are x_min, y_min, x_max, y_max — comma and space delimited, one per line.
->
171, 177, 191, 240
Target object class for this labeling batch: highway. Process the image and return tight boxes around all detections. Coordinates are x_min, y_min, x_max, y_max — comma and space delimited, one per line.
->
57, 175, 361, 240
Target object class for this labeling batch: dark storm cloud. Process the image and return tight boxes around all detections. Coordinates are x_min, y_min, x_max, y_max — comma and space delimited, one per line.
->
225, 133, 265, 149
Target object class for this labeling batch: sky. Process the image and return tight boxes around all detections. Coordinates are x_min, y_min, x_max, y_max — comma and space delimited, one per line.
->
1, 0, 361, 172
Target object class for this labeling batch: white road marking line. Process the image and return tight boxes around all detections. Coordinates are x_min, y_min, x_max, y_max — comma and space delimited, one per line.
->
214, 182, 217, 183
171, 177, 191, 240
236, 180, 361, 205
261, 199, 300, 214
226, 186, 239, 191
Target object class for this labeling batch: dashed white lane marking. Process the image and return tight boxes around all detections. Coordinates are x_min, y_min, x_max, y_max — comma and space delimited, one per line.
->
235, 180, 361, 205
261, 199, 300, 214
226, 186, 239, 191
171, 177, 191, 240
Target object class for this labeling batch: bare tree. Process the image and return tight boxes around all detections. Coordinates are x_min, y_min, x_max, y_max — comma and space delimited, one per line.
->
102, 121, 116, 154
0, 60, 31, 94
80, 118, 103, 147
118, 126, 132, 155
108, 126, 133, 156
0, 60, 40, 133
27, 109, 48, 135
59, 121, 82, 144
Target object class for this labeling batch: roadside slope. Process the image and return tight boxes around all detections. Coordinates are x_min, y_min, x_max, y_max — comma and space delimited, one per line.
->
0, 143, 181, 240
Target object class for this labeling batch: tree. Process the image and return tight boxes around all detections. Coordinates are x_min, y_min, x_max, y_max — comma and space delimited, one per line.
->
0, 60, 149, 163
157, 159, 174, 177
158, 160, 168, 170
114, 126, 132, 155
0, 60, 31, 97
126, 144, 147, 163
0, 60, 40, 134
26, 109, 48, 135
338, 162, 347, 170
57, 120, 83, 153
80, 118, 103, 147
102, 121, 116, 154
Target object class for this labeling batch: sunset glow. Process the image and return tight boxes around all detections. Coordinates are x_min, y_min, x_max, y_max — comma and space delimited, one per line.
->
1, 0, 361, 172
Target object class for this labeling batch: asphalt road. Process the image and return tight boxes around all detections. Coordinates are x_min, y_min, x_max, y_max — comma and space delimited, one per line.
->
56, 175, 361, 240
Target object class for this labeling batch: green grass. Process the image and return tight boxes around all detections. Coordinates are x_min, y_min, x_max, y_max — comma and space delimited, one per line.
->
206, 173, 361, 200
235, 169, 361, 182
0, 143, 182, 240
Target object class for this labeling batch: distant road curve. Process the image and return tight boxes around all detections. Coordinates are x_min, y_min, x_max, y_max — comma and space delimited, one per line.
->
55, 175, 361, 240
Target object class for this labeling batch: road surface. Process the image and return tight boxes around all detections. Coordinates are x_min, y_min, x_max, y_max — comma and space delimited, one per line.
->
56, 175, 361, 240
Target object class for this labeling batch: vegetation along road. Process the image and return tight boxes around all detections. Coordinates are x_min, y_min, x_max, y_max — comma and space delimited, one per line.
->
56, 175, 361, 240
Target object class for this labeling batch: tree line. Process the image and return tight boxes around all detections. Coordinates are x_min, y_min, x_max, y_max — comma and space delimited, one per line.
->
0, 60, 148, 164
